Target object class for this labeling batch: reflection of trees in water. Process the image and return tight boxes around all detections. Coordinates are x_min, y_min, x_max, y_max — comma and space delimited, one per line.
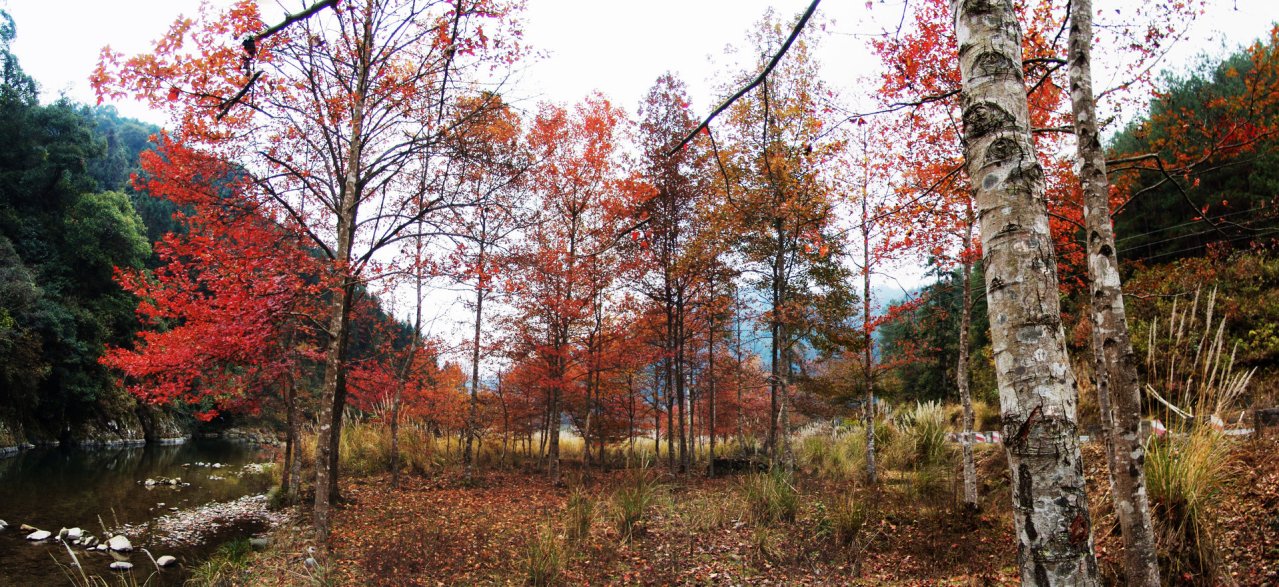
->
0, 440, 277, 529
0, 441, 280, 586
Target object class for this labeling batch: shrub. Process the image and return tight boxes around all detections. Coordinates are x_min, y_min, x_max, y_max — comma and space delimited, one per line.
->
830, 492, 868, 550
676, 493, 739, 533
339, 419, 391, 476
1140, 285, 1254, 581
797, 425, 868, 482
896, 401, 950, 468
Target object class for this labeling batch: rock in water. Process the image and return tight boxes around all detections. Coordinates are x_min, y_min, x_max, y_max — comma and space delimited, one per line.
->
19, 523, 36, 532
155, 555, 177, 568
66, 527, 83, 540
109, 561, 133, 571
26, 530, 52, 541
107, 535, 133, 552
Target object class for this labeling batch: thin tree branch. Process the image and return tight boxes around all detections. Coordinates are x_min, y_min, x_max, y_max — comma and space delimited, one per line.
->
216, 0, 340, 120
665, 0, 822, 157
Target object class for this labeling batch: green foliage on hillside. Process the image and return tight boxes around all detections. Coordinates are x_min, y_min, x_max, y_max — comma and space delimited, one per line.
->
1110, 34, 1279, 264
878, 264, 995, 405
0, 11, 160, 433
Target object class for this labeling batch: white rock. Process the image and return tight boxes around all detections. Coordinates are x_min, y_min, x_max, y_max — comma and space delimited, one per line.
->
155, 555, 177, 567
109, 561, 133, 571
26, 530, 52, 541
96, 544, 108, 551
107, 535, 133, 552
66, 527, 83, 540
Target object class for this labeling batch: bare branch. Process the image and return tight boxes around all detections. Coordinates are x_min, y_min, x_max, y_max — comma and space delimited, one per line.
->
665, 0, 822, 157
216, 0, 341, 120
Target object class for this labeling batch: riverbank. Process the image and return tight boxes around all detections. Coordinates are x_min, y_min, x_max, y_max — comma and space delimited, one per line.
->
0, 440, 281, 585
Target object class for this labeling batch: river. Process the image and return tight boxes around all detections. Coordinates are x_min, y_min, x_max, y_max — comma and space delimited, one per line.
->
0, 439, 280, 586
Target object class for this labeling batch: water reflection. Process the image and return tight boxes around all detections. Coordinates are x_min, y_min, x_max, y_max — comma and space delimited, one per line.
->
0, 440, 277, 585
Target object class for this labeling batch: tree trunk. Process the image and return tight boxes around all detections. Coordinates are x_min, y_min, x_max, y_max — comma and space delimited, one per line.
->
1067, 1, 1159, 583
281, 373, 296, 500
736, 297, 746, 450
958, 229, 978, 510
861, 194, 878, 486
287, 383, 302, 501
780, 347, 795, 474
708, 295, 717, 477
314, 278, 355, 542
393, 242, 425, 490
951, 0, 1099, 583
769, 219, 784, 468
676, 298, 688, 475
465, 233, 486, 484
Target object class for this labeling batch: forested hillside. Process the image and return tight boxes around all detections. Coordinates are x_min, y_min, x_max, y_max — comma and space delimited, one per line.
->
0, 14, 165, 446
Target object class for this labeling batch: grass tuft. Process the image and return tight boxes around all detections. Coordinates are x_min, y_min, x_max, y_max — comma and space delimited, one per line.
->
740, 469, 798, 525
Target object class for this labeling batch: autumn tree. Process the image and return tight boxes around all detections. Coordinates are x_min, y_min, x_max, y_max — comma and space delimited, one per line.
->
95, 0, 523, 538
716, 10, 852, 471
103, 138, 324, 500
505, 95, 633, 484
634, 72, 713, 473
437, 93, 529, 482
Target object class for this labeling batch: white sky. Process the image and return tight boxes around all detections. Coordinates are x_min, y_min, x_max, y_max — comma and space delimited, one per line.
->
3, 0, 1276, 353
5, 0, 880, 123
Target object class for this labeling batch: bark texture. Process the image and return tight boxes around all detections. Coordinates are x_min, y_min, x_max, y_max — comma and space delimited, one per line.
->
951, 0, 1099, 583
1066, 1, 1160, 583
861, 193, 878, 485
958, 247, 978, 509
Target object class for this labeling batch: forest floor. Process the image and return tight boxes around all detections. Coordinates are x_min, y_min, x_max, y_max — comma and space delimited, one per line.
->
240, 436, 1279, 586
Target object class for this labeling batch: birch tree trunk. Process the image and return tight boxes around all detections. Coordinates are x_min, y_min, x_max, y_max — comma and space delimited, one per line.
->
1067, 1, 1160, 583
957, 231, 978, 510
861, 193, 878, 486
951, 0, 1099, 583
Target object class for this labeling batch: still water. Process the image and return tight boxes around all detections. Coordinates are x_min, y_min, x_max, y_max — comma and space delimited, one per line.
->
0, 440, 278, 586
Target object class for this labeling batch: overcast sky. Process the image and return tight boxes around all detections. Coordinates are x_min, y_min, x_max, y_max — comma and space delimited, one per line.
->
7, 0, 1274, 133
3, 0, 1276, 349
5, 0, 879, 123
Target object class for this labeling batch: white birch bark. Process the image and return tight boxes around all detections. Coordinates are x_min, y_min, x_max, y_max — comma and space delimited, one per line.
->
1066, 1, 1160, 583
957, 221, 978, 509
951, 0, 1099, 583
